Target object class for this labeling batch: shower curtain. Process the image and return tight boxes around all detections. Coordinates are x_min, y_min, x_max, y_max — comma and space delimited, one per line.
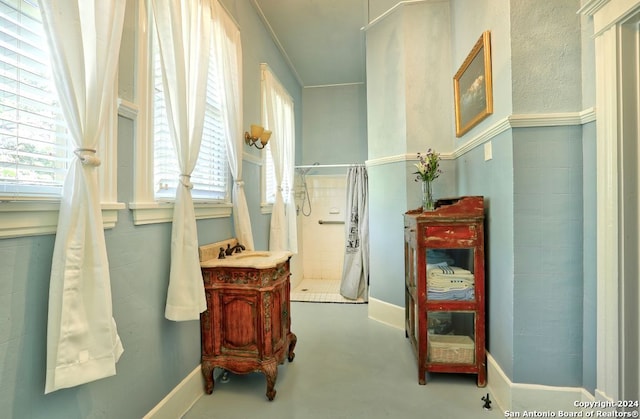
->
340, 166, 369, 300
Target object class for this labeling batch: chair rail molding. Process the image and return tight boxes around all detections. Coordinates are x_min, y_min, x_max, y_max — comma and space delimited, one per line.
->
364, 109, 596, 167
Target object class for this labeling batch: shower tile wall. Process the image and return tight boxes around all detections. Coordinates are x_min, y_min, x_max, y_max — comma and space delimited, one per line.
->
297, 175, 346, 281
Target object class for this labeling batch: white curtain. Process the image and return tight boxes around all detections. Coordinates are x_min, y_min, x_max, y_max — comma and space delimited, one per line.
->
261, 64, 297, 252
212, 0, 254, 250
340, 166, 369, 300
41, 0, 125, 393
152, 0, 211, 321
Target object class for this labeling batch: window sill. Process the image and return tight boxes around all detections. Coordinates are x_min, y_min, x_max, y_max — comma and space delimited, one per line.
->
129, 201, 233, 225
0, 200, 126, 239
260, 202, 273, 215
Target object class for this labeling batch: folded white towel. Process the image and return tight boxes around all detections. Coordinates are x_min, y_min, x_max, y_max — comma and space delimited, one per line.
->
428, 276, 474, 291
427, 263, 474, 280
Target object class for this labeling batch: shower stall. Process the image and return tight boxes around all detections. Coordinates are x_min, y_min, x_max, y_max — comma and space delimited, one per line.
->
290, 164, 367, 303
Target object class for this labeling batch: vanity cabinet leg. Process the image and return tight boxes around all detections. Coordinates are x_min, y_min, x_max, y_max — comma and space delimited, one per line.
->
201, 361, 215, 394
263, 361, 278, 401
287, 333, 297, 362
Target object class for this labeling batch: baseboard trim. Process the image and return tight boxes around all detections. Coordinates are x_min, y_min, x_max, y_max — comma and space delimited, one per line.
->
367, 297, 405, 330
487, 353, 596, 414
143, 366, 205, 419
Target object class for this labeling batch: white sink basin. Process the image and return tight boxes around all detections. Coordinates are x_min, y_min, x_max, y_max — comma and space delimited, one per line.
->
200, 250, 292, 269
232, 251, 271, 259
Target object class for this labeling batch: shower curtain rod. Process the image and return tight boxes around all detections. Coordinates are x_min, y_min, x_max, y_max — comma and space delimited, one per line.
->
295, 163, 365, 169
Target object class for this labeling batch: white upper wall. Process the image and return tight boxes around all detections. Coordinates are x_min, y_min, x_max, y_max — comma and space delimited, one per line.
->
365, 1, 454, 158
510, 0, 583, 113
450, 0, 512, 139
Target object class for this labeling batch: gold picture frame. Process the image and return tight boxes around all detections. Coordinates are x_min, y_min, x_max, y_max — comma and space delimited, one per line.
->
453, 30, 493, 137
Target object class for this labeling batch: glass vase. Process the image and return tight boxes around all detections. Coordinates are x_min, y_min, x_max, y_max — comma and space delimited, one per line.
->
422, 180, 435, 211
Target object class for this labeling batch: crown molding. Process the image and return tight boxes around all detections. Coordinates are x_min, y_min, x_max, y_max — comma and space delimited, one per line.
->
362, 0, 442, 32
577, 0, 610, 16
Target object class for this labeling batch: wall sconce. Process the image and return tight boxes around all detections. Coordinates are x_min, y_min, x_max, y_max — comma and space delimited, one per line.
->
244, 124, 272, 149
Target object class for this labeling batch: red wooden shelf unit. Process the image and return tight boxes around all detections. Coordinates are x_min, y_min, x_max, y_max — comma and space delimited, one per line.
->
404, 196, 486, 386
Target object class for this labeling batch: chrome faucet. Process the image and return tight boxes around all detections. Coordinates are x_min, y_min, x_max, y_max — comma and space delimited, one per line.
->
225, 243, 246, 256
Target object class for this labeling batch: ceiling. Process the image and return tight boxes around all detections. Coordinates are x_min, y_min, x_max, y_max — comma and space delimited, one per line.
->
252, 0, 369, 87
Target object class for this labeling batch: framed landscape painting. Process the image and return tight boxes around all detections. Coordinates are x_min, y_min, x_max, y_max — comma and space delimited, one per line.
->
453, 30, 493, 137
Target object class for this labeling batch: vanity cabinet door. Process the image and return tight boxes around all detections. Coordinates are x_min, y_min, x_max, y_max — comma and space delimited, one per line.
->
219, 291, 260, 357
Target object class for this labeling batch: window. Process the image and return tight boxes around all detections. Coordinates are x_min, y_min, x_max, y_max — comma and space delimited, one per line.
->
128, 1, 231, 225
0, 0, 69, 199
0, 0, 121, 238
152, 32, 229, 202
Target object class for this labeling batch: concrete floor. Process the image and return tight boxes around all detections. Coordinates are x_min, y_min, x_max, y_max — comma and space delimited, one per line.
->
183, 301, 503, 419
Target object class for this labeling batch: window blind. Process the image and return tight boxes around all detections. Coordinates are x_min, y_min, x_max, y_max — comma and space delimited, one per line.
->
152, 31, 228, 202
0, 0, 70, 199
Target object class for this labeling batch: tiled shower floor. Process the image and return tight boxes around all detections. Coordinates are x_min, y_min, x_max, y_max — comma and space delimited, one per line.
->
291, 278, 366, 304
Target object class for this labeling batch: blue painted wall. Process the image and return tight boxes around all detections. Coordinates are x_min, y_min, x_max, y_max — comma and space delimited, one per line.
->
367, 162, 408, 306
453, 122, 593, 390
301, 84, 368, 167
512, 125, 584, 386
456, 131, 515, 379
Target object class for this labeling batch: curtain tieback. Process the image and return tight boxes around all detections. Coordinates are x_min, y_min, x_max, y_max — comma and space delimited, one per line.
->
179, 174, 193, 189
74, 148, 101, 167
235, 180, 244, 187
